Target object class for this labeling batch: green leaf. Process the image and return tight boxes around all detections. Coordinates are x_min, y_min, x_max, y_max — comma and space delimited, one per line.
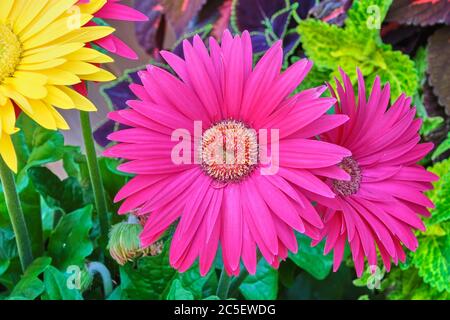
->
166, 279, 194, 300
432, 133, 450, 160
48, 206, 94, 269
412, 234, 450, 292
119, 242, 176, 299
43, 266, 83, 300
289, 233, 334, 280
11, 115, 65, 183
345, 0, 393, 37
240, 260, 278, 300
297, 0, 417, 101
8, 257, 51, 300
177, 261, 215, 299
28, 167, 88, 214
426, 158, 450, 225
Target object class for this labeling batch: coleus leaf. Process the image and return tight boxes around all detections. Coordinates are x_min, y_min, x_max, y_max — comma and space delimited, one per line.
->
162, 0, 208, 36
386, 0, 450, 26
428, 27, 450, 115
426, 158, 450, 226
134, 0, 165, 55
232, 0, 315, 59
309, 0, 353, 26
411, 230, 450, 293
212, 0, 233, 39
298, 0, 418, 101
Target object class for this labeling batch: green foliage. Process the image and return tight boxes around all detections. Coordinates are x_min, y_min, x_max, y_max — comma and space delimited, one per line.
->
433, 133, 450, 160
43, 266, 83, 300
48, 206, 94, 270
386, 158, 450, 298
8, 257, 51, 300
240, 260, 278, 300
288, 233, 334, 280
166, 279, 194, 300
297, 0, 418, 100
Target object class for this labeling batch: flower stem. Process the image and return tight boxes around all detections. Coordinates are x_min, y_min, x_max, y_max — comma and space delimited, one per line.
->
79, 111, 109, 249
216, 269, 232, 299
0, 158, 33, 272
87, 261, 113, 298
229, 269, 249, 297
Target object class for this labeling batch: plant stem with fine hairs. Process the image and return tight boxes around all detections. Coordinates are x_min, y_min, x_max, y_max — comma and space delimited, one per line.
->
216, 269, 232, 299
0, 158, 33, 272
79, 110, 110, 250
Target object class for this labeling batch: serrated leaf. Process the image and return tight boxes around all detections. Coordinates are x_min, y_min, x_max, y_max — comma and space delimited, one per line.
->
47, 206, 94, 269
298, 0, 418, 101
411, 235, 450, 292
345, 0, 393, 36
166, 279, 194, 300
240, 260, 278, 300
426, 158, 450, 225
289, 233, 334, 280
43, 266, 83, 300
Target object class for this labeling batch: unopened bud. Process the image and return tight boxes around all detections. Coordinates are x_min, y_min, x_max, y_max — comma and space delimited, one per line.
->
107, 220, 163, 265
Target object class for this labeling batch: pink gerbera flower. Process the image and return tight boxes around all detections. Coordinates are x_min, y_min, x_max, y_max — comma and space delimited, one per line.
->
78, 0, 148, 59
314, 69, 438, 277
105, 30, 352, 275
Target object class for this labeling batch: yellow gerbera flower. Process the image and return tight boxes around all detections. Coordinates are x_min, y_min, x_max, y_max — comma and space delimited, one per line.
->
0, 0, 116, 172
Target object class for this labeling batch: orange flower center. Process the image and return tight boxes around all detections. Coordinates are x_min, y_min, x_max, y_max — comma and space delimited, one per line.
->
201, 120, 258, 182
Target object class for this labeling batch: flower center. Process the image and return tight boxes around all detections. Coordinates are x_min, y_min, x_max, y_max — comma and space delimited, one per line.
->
0, 24, 22, 83
332, 156, 362, 196
201, 120, 258, 182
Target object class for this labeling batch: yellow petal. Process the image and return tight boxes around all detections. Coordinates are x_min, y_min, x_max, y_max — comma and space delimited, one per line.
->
78, 0, 107, 15
0, 133, 18, 173
46, 86, 75, 109
47, 105, 70, 130
39, 69, 80, 85
21, 43, 84, 64
17, 59, 66, 71
58, 26, 115, 44
13, 0, 48, 34
60, 61, 101, 75
0, 84, 33, 113
6, 78, 47, 100
66, 47, 114, 63
20, 0, 79, 41
26, 99, 57, 130
80, 69, 116, 82
0, 0, 14, 22
59, 86, 97, 112
22, 14, 92, 50
0, 99, 16, 134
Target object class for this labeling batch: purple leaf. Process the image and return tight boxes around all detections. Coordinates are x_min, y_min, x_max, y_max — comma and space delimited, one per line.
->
386, 0, 450, 26
134, 0, 165, 55
309, 0, 353, 26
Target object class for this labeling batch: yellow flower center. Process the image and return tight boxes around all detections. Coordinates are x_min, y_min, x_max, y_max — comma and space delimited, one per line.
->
0, 24, 22, 83
201, 120, 258, 183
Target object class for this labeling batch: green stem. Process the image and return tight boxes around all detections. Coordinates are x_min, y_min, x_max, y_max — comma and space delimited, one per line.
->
0, 158, 33, 272
216, 269, 232, 299
229, 269, 249, 297
79, 111, 109, 249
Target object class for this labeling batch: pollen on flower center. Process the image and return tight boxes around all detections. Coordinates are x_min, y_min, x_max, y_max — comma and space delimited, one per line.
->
332, 156, 362, 196
0, 24, 22, 83
201, 120, 258, 182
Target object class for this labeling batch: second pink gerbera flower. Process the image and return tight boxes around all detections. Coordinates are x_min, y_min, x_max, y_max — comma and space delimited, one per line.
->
315, 69, 438, 277
105, 31, 351, 275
